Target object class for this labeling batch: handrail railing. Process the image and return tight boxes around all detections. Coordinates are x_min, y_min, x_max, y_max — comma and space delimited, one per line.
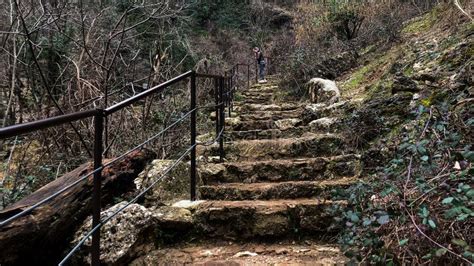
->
0, 61, 252, 265
105, 71, 193, 115
0, 109, 100, 139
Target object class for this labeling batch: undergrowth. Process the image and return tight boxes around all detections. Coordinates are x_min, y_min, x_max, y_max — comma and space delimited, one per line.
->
340, 95, 473, 264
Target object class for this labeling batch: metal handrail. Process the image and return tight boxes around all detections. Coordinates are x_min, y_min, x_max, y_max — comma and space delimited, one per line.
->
105, 71, 193, 115
0, 62, 252, 265
0, 109, 101, 139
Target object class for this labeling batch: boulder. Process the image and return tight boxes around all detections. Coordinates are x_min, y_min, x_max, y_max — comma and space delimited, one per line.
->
307, 78, 340, 104
72, 202, 158, 265
72, 203, 195, 265
135, 159, 190, 205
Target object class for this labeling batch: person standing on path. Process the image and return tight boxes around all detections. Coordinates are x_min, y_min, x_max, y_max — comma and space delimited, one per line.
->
254, 47, 267, 83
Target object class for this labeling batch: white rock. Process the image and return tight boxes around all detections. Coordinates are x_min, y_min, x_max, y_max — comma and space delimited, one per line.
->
172, 200, 206, 209
233, 251, 258, 257
307, 78, 341, 104
201, 250, 214, 257
72, 202, 156, 264
453, 161, 461, 170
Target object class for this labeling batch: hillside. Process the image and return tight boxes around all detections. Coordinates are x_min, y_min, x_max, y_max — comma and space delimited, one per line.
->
0, 1, 472, 265
336, 5, 473, 264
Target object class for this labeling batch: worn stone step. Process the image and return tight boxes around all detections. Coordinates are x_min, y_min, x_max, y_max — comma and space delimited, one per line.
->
237, 109, 303, 121
249, 83, 278, 90
199, 178, 356, 200
226, 128, 304, 140
197, 133, 345, 161
234, 103, 303, 113
241, 93, 273, 102
241, 90, 274, 97
226, 120, 341, 141
246, 88, 276, 95
190, 199, 346, 238
226, 117, 304, 131
131, 240, 347, 265
241, 97, 273, 105
225, 116, 341, 141
199, 155, 361, 184
226, 118, 274, 131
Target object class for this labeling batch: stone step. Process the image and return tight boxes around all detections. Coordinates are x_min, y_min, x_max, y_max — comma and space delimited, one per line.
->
241, 89, 274, 96
226, 117, 304, 131
131, 240, 347, 265
226, 120, 341, 141
199, 155, 361, 184
234, 103, 303, 113
249, 83, 278, 90
237, 109, 303, 121
225, 117, 342, 141
190, 199, 346, 238
199, 178, 356, 200
226, 118, 274, 131
198, 133, 345, 161
226, 128, 305, 140
241, 97, 273, 105
240, 95, 273, 102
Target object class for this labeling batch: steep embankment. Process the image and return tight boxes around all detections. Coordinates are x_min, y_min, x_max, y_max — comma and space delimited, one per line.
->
336, 6, 473, 264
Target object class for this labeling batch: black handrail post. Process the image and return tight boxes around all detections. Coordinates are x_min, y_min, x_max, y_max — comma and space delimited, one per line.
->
104, 117, 108, 158
228, 77, 232, 118
214, 77, 219, 137
218, 77, 225, 162
92, 110, 104, 266
230, 75, 234, 115
255, 61, 258, 83
247, 64, 250, 89
190, 71, 197, 201
235, 65, 238, 93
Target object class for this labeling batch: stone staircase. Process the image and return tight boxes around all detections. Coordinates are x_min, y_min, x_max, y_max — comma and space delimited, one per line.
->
194, 77, 360, 241
216, 84, 352, 141
87, 76, 361, 265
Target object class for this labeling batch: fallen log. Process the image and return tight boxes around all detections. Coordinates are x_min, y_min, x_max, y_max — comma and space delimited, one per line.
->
0, 149, 156, 266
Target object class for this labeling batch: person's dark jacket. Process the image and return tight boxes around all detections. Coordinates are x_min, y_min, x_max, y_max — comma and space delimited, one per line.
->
256, 52, 265, 65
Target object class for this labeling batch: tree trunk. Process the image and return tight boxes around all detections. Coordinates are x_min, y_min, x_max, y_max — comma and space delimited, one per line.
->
0, 149, 155, 266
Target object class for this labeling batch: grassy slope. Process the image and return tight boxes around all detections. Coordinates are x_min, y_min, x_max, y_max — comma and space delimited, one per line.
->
336, 5, 473, 264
